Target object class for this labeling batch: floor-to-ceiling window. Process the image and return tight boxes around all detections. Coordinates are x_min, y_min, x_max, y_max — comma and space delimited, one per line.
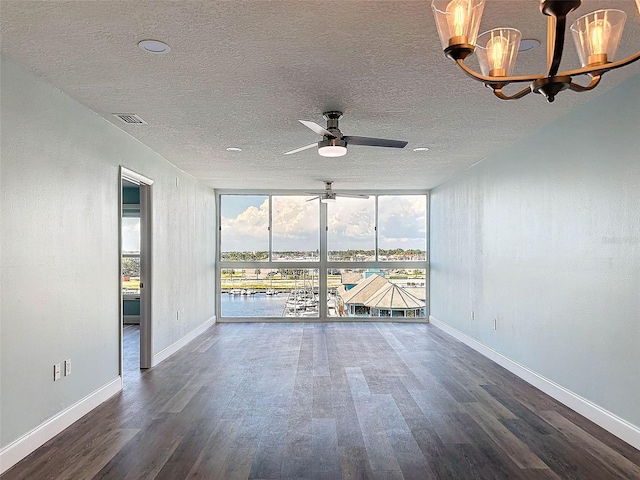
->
217, 191, 428, 320
122, 185, 141, 324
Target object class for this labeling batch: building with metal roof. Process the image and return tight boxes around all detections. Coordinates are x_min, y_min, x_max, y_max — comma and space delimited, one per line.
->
337, 273, 425, 318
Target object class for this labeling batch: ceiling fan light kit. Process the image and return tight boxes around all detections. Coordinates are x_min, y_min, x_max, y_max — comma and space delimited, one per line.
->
318, 139, 348, 157
431, 0, 640, 102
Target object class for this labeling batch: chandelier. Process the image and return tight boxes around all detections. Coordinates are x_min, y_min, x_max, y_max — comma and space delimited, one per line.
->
431, 0, 640, 102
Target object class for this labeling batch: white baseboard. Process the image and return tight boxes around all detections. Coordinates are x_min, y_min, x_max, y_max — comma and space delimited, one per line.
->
429, 315, 640, 450
152, 315, 216, 366
0, 376, 122, 475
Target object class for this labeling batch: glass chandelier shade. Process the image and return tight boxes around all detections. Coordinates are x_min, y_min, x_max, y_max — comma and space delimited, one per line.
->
430, 0, 640, 103
570, 9, 627, 67
476, 28, 521, 76
432, 0, 485, 49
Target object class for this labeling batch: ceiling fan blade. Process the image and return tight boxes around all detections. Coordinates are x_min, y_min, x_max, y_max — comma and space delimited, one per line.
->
306, 196, 320, 202
284, 143, 317, 155
336, 193, 370, 199
299, 120, 333, 137
344, 136, 408, 149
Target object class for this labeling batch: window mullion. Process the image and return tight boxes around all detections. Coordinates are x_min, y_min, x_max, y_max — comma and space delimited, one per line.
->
319, 199, 328, 318
374, 195, 379, 262
268, 195, 273, 261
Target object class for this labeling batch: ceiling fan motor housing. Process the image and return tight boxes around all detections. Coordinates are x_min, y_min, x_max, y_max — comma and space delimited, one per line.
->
318, 138, 346, 149
323, 111, 344, 138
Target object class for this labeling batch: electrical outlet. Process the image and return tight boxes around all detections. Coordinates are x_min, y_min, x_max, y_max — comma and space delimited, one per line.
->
54, 363, 61, 381
64, 359, 71, 376
493, 318, 497, 330
470, 310, 474, 320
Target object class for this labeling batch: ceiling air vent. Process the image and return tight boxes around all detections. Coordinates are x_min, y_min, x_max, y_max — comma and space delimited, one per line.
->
112, 113, 147, 125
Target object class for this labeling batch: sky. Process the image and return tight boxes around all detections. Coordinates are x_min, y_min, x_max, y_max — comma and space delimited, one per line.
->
122, 217, 140, 253
221, 194, 427, 252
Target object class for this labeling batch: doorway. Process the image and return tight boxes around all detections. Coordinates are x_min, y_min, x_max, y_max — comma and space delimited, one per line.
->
120, 167, 153, 374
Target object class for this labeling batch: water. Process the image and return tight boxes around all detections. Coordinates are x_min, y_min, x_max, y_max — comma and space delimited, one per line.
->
221, 293, 288, 317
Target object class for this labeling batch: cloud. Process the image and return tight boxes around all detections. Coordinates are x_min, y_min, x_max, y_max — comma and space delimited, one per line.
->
327, 198, 375, 249
222, 198, 270, 251
378, 195, 427, 250
122, 218, 140, 252
221, 194, 426, 252
222, 196, 319, 251
272, 196, 319, 238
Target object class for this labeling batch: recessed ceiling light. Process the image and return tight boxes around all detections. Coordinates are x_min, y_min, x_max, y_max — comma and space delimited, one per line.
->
226, 147, 242, 152
138, 39, 171, 54
413, 147, 429, 152
518, 39, 540, 52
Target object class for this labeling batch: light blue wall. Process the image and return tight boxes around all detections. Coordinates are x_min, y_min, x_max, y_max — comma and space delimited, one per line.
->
122, 186, 140, 205
0, 57, 217, 448
430, 73, 640, 427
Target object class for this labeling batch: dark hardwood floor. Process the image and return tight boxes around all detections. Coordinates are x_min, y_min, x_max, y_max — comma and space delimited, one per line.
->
3, 322, 640, 479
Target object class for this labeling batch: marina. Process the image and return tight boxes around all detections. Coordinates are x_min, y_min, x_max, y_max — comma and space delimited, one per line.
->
220, 292, 287, 317
220, 290, 340, 318
282, 289, 319, 317
220, 269, 425, 319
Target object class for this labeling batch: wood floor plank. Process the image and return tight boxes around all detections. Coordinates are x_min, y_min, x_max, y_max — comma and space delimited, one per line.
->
339, 445, 375, 480
310, 418, 341, 477
3, 322, 639, 480
24, 428, 140, 480
539, 409, 640, 479
352, 397, 403, 474
481, 384, 555, 435
184, 416, 243, 477
374, 393, 424, 457
160, 377, 205, 414
92, 418, 182, 480
312, 376, 334, 419
503, 417, 621, 480
463, 402, 549, 470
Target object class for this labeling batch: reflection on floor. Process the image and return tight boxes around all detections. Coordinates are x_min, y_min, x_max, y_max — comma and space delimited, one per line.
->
123, 324, 141, 381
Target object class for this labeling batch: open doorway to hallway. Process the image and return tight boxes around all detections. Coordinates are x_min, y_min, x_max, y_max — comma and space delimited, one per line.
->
120, 167, 153, 376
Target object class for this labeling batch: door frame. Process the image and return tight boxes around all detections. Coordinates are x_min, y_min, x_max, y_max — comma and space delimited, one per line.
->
120, 167, 154, 372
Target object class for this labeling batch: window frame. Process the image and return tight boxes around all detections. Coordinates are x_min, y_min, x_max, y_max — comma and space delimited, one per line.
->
216, 189, 429, 322
122, 208, 141, 296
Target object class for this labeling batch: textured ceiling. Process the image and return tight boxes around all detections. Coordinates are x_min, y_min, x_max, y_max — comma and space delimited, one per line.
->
2, 0, 639, 190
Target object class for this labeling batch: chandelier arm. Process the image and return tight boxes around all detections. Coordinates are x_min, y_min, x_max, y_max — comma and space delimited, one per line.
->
492, 86, 533, 101
568, 75, 602, 92
546, 16, 554, 73
558, 51, 640, 78
455, 59, 544, 85
547, 15, 567, 77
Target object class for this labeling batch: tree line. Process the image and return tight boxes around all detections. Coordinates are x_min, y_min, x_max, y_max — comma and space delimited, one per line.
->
221, 248, 425, 262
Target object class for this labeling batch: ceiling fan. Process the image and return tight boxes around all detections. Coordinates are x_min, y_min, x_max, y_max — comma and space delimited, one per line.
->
306, 181, 369, 203
284, 111, 408, 157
